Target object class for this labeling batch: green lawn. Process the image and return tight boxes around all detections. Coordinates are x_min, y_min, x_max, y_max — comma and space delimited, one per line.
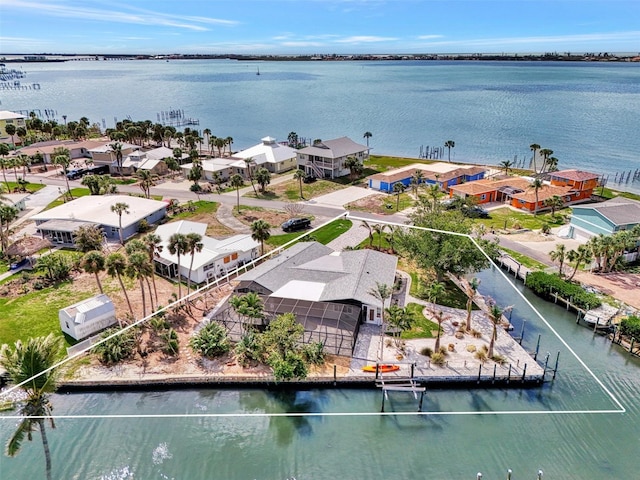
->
499, 247, 548, 271
595, 187, 640, 202
44, 187, 92, 210
401, 302, 438, 339
170, 200, 219, 219
0, 280, 83, 347
2, 180, 46, 193
367, 155, 433, 171
477, 207, 568, 231
268, 219, 352, 247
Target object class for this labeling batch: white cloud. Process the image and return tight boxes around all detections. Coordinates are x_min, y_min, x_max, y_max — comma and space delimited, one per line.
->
1, 0, 239, 32
417, 35, 444, 40
334, 35, 398, 43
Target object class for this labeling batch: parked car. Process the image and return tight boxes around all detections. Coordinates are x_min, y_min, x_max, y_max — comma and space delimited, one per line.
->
303, 174, 317, 184
463, 206, 490, 218
9, 258, 29, 270
281, 217, 311, 232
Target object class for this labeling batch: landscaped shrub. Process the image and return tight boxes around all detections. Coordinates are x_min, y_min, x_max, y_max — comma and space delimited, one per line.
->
474, 350, 488, 363
526, 271, 601, 310
302, 342, 326, 365
420, 346, 433, 357
620, 315, 640, 339
190, 321, 230, 358
234, 331, 262, 367
91, 327, 138, 365
430, 352, 446, 366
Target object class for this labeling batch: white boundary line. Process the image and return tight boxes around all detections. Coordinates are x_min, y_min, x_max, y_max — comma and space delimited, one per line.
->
0, 409, 625, 420
0, 212, 626, 418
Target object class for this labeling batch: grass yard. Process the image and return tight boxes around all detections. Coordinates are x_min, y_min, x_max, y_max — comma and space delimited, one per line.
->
244, 178, 346, 201
477, 207, 568, 231
401, 302, 438, 339
346, 192, 414, 215
367, 155, 432, 171
2, 181, 46, 193
167, 200, 233, 237
44, 187, 92, 210
268, 219, 352, 248
499, 247, 548, 271
0, 279, 88, 347
594, 186, 640, 202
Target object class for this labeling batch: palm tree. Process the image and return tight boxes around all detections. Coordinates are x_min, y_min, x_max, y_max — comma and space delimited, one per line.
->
431, 309, 450, 352
410, 170, 424, 197
0, 204, 20, 251
426, 184, 441, 212
426, 280, 445, 305
5, 123, 17, 148
1, 334, 62, 480
543, 195, 564, 216
53, 153, 73, 200
137, 169, 156, 198
546, 156, 559, 172
529, 143, 540, 173
368, 282, 393, 361
250, 219, 271, 256
106, 252, 134, 318
81, 250, 106, 293
385, 305, 411, 347
229, 292, 265, 331
126, 251, 152, 318
168, 233, 189, 299
185, 232, 203, 295
109, 142, 123, 176
203, 128, 212, 152
393, 182, 405, 211
363, 131, 372, 148
499, 160, 514, 176
230, 174, 244, 211
360, 220, 374, 248
549, 243, 567, 278
0, 144, 11, 189
487, 303, 507, 358
539, 148, 553, 173
110, 202, 130, 245
255, 167, 271, 193
344, 156, 361, 181
463, 277, 480, 332
141, 233, 163, 303
528, 178, 544, 215
293, 168, 305, 199
243, 157, 258, 194
444, 140, 455, 162
566, 245, 592, 281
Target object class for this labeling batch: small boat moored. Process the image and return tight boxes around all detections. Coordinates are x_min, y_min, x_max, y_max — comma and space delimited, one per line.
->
362, 364, 400, 373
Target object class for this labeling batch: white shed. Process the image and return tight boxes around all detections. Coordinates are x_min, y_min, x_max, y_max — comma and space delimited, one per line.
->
59, 294, 117, 340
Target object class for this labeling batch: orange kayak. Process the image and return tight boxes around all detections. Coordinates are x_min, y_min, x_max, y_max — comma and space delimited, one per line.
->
362, 364, 400, 373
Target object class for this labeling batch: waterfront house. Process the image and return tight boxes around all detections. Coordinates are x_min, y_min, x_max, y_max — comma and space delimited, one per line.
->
117, 146, 173, 176
31, 195, 167, 246
87, 142, 138, 167
509, 184, 574, 212
232, 136, 298, 174
59, 293, 117, 341
153, 220, 259, 284
181, 157, 238, 182
297, 137, 369, 179
548, 169, 600, 200
16, 139, 107, 165
231, 242, 398, 355
449, 177, 531, 205
568, 196, 640, 241
368, 162, 486, 193
0, 111, 27, 144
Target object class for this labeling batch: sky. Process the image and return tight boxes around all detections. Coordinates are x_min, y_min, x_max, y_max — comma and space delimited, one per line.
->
1, 0, 639, 55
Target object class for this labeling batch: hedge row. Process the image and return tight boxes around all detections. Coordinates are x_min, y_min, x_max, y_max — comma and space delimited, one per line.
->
620, 316, 640, 339
526, 272, 601, 310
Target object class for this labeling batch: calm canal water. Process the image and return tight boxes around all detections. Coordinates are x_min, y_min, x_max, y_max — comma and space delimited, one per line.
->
1, 267, 638, 479
4, 59, 640, 193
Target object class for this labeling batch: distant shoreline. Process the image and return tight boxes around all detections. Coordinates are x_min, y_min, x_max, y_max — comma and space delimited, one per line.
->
2, 53, 639, 63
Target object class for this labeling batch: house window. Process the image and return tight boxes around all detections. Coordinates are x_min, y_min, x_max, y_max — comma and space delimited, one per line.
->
223, 256, 230, 264
480, 194, 486, 200
203, 263, 215, 272
231, 252, 238, 260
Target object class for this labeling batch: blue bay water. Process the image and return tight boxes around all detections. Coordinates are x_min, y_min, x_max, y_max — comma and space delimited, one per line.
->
3, 59, 640, 192
2, 268, 640, 479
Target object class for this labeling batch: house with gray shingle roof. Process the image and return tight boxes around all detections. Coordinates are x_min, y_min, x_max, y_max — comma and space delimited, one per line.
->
296, 136, 369, 179
568, 196, 640, 241
232, 242, 398, 355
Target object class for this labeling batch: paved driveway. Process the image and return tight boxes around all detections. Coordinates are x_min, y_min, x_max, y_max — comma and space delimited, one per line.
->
308, 186, 379, 207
